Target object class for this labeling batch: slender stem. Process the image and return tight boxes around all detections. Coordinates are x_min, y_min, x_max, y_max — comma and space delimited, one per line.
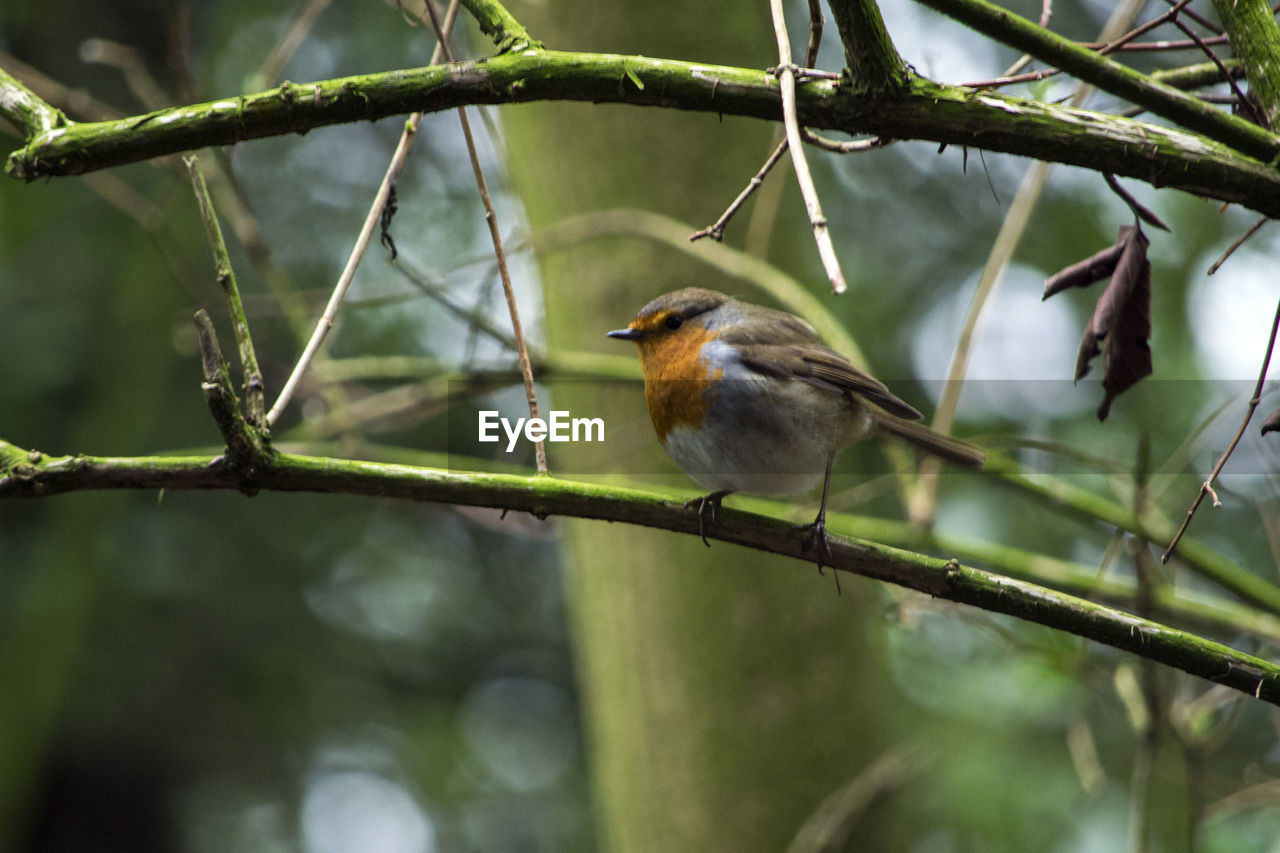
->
185, 154, 267, 427
689, 0, 827, 245
1163, 296, 1280, 562
1207, 215, 1270, 275
689, 140, 789, 242
425, 0, 547, 472
266, 0, 461, 426
770, 0, 847, 293
1168, 15, 1265, 127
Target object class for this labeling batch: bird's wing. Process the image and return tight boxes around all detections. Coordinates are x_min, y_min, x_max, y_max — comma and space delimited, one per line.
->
735, 343, 923, 421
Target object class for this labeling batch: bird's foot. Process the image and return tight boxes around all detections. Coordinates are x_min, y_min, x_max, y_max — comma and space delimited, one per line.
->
685, 490, 731, 547
790, 510, 839, 593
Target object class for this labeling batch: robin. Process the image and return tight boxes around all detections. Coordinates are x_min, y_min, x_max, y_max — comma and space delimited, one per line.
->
607, 287, 984, 564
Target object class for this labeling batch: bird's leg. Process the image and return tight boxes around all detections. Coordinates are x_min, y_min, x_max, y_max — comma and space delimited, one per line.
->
791, 455, 836, 583
684, 490, 731, 547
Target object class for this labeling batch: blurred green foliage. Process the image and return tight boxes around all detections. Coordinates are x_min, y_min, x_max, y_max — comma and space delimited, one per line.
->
2, 0, 1280, 851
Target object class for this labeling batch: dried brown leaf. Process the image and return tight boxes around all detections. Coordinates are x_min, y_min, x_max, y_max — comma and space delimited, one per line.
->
1045, 234, 1129, 300
1262, 405, 1280, 435
1072, 227, 1153, 420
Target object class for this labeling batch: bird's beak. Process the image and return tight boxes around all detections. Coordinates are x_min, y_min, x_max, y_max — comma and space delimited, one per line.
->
607, 327, 644, 341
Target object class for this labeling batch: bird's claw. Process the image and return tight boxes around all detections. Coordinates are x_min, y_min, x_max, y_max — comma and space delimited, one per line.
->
685, 490, 730, 547
791, 512, 839, 593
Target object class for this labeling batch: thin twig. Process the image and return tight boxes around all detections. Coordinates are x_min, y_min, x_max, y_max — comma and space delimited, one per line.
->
964, 0, 1194, 89
690, 140, 789, 242
1167, 15, 1267, 127
1163, 296, 1280, 562
424, 0, 547, 472
266, 0, 461, 426
1103, 172, 1171, 231
691, 0, 826, 244
804, 0, 824, 67
768, 0, 846, 293
185, 154, 267, 427
1208, 216, 1270, 275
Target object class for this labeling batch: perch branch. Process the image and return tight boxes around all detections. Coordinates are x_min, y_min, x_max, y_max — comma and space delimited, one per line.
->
3, 438, 1280, 705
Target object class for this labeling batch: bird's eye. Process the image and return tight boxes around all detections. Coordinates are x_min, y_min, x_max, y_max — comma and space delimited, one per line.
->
665, 314, 684, 330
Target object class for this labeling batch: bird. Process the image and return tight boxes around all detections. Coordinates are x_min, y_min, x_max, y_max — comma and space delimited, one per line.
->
607, 287, 984, 566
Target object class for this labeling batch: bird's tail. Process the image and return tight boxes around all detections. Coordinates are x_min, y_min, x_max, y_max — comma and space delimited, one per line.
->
869, 412, 986, 469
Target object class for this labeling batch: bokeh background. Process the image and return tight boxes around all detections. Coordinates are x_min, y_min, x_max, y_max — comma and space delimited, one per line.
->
3, 0, 1280, 850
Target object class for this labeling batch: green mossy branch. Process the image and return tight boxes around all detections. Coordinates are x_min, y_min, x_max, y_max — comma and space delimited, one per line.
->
459, 0, 540, 52
828, 0, 909, 92
6, 50, 1280, 217
1212, 0, 1280, 129
915, 0, 1280, 163
2, 437, 1280, 705
0, 65, 63, 134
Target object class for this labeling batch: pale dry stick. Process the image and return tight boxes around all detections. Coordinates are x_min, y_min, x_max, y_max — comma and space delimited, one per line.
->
691, 0, 824, 244
423, 0, 547, 472
1163, 296, 1280, 563
768, 0, 846, 293
1208, 216, 1270, 275
909, 0, 1146, 526
266, 0, 461, 426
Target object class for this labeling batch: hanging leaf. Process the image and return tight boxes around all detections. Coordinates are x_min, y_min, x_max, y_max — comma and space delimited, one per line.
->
1262, 405, 1280, 435
1073, 227, 1153, 420
1043, 237, 1128, 299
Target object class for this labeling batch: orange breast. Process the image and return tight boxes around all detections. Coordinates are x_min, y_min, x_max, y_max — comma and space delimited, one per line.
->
637, 326, 723, 442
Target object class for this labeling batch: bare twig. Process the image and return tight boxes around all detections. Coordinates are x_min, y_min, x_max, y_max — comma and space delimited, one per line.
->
185, 154, 267, 427
1103, 172, 1171, 231
963, 0, 1194, 89
692, 0, 826, 244
768, 0, 846, 293
1163, 296, 1280, 562
266, 0, 461, 426
690, 140, 789, 242
1167, 15, 1266, 127
424, 0, 547, 472
1208, 216, 1270, 275
803, 0, 824, 67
